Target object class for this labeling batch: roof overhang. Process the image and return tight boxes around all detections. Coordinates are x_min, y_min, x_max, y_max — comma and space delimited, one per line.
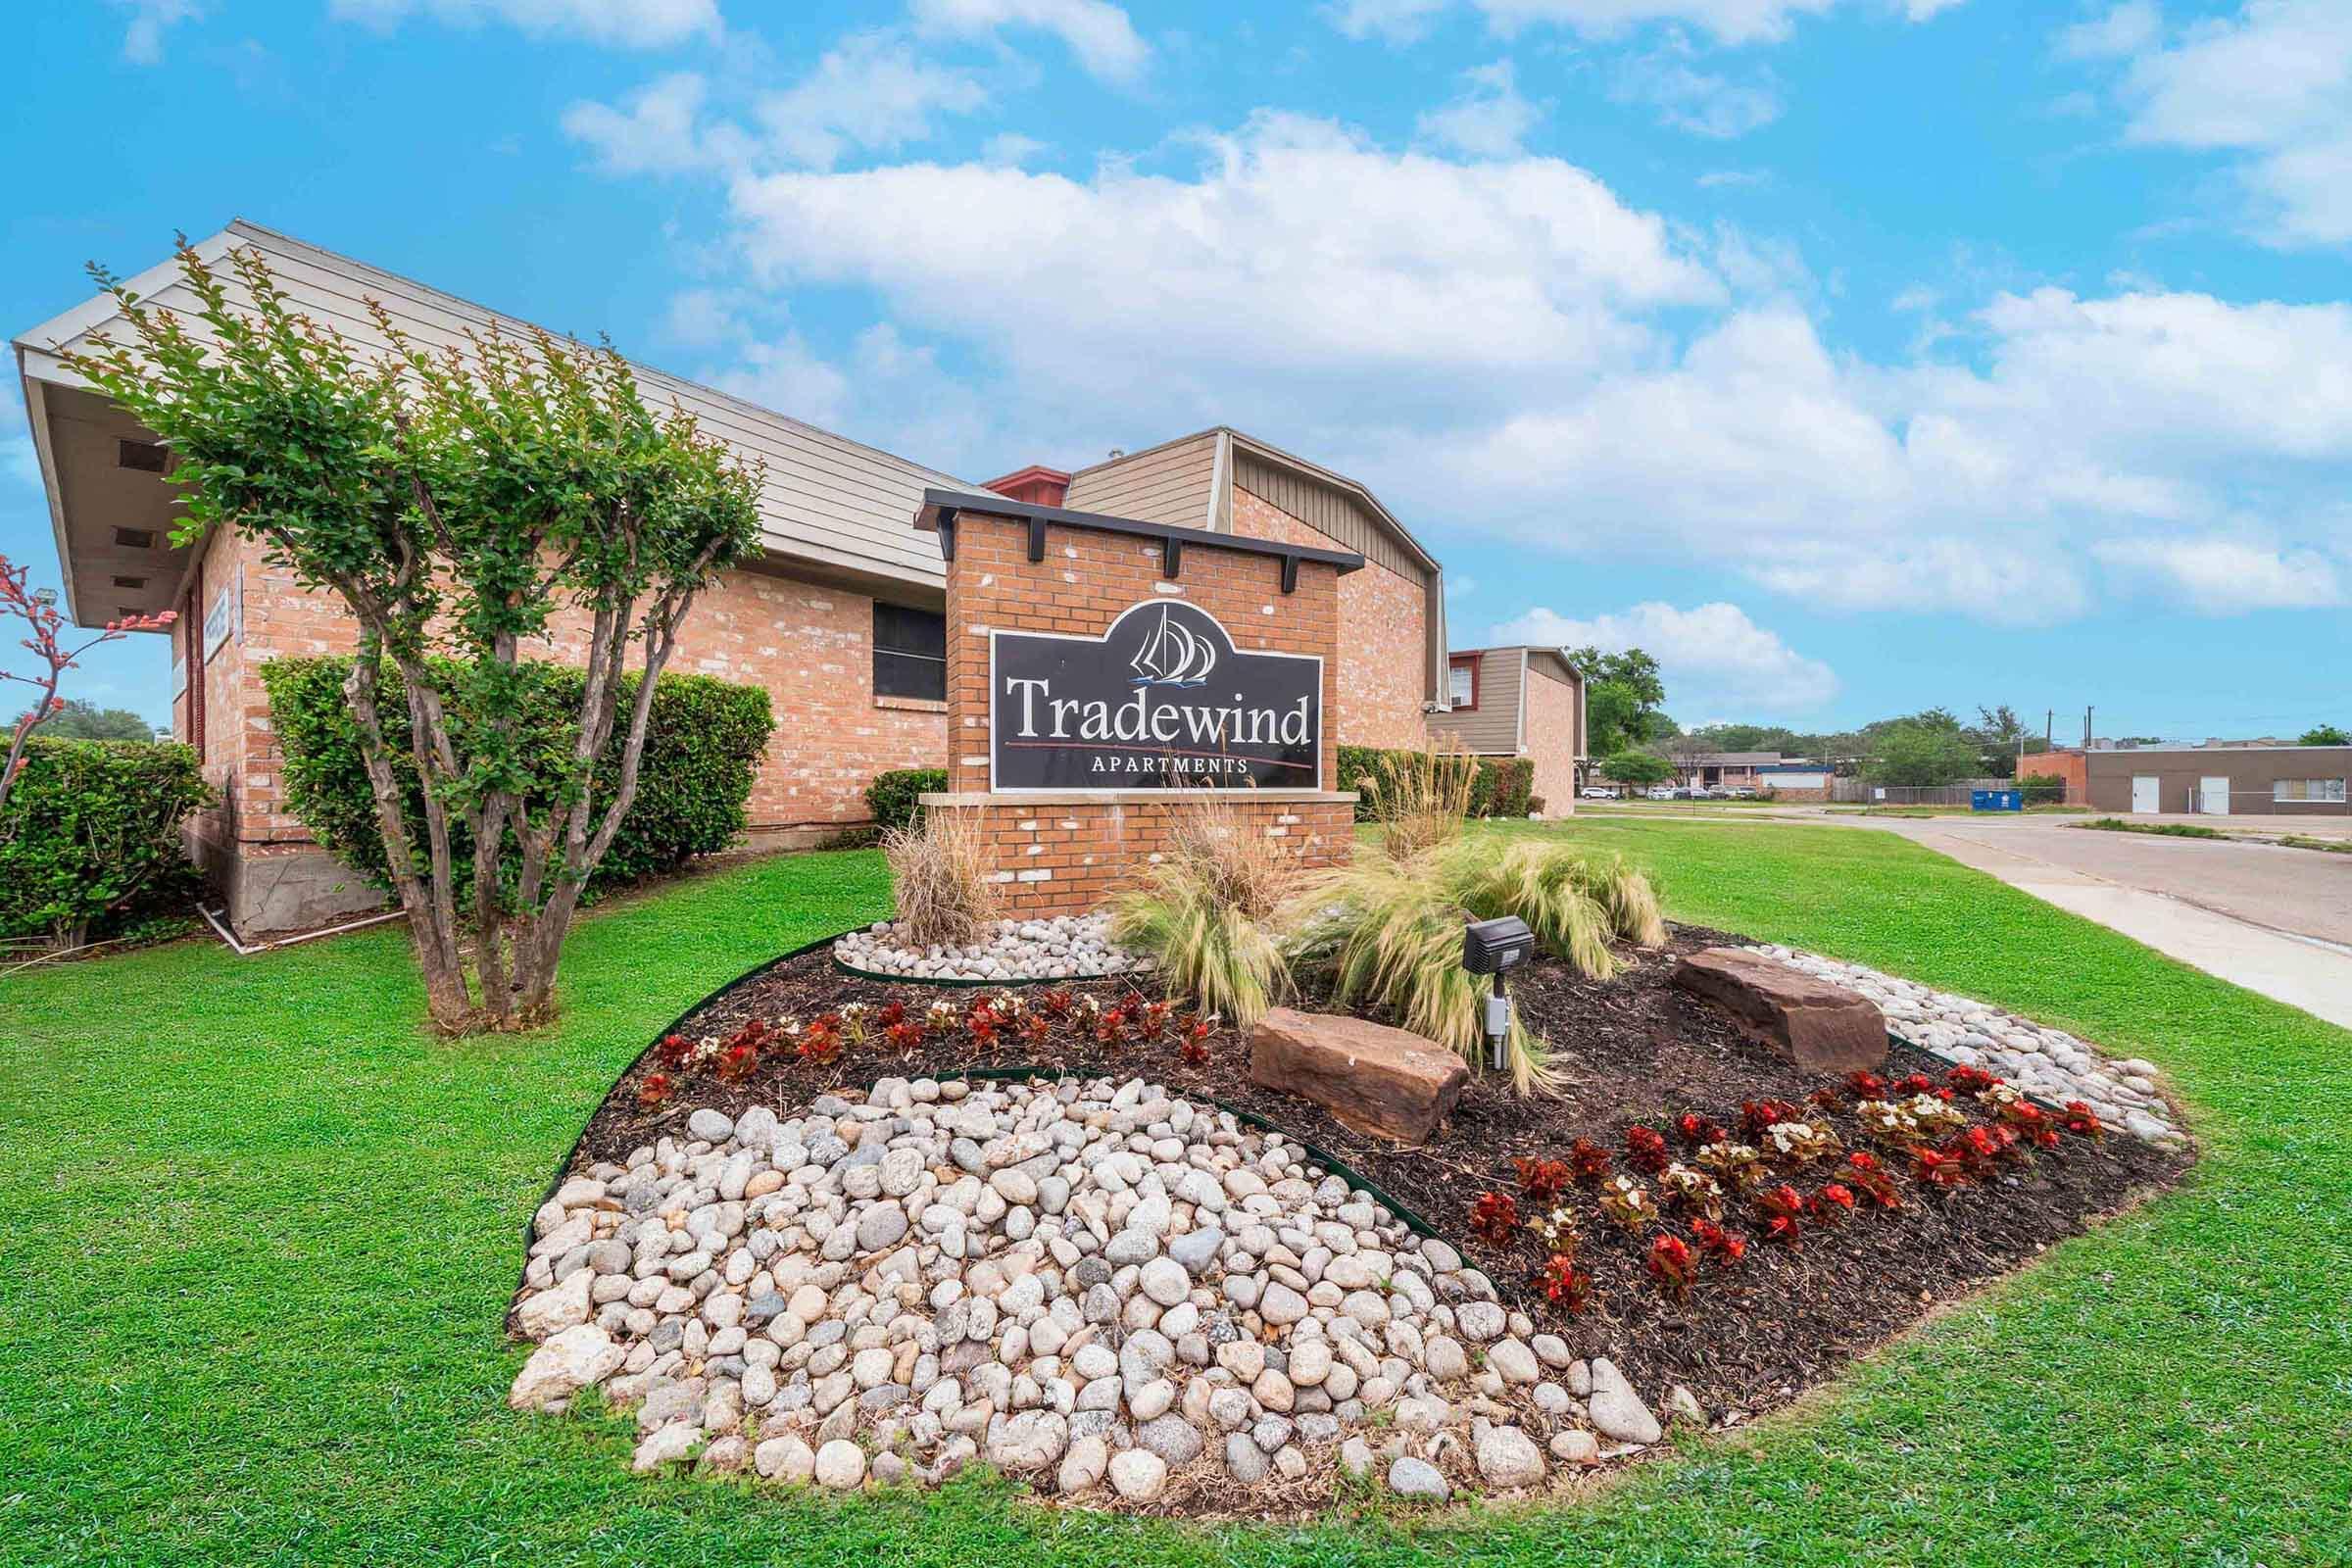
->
915, 488, 1365, 583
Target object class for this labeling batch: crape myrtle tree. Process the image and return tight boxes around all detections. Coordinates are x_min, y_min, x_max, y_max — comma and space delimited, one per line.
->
67, 240, 763, 1032
1, 554, 176, 816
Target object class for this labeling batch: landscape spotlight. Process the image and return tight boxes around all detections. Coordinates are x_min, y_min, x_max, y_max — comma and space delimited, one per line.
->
1462, 915, 1535, 1070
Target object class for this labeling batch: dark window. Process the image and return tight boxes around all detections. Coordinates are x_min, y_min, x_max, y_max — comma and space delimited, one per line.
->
874, 603, 947, 701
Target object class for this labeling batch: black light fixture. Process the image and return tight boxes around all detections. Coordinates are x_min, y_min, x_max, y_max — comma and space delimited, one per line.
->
1462, 914, 1535, 1070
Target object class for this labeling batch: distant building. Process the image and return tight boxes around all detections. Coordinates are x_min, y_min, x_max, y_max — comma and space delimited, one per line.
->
1425, 646, 1587, 812
1661, 751, 1832, 799
2047, 744, 2350, 815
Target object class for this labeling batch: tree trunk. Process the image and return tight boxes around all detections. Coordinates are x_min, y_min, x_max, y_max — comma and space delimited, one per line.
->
344, 642, 476, 1033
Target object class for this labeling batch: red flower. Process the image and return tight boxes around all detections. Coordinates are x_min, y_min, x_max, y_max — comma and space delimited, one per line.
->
876, 1001, 906, 1028
1673, 1111, 1716, 1146
2062, 1100, 2105, 1141
1740, 1099, 1803, 1139
1646, 1233, 1695, 1301
1845, 1070, 1888, 1100
1567, 1137, 1613, 1187
884, 1020, 924, 1051
1180, 1034, 1209, 1067
794, 1029, 840, 1067
1755, 1183, 1806, 1246
655, 1033, 693, 1069
1470, 1191, 1521, 1246
637, 1071, 674, 1106
1843, 1151, 1903, 1209
1808, 1182, 1855, 1223
1036, 989, 1074, 1017
1624, 1124, 1670, 1175
1690, 1217, 1747, 1267
1514, 1156, 1573, 1202
715, 1042, 760, 1083
1539, 1255, 1592, 1313
1946, 1064, 1999, 1094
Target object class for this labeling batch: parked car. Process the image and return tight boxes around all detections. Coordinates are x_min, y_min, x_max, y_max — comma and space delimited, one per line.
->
1580, 786, 1617, 800
1688, 785, 1715, 799
1645, 786, 1677, 801
1725, 786, 1757, 799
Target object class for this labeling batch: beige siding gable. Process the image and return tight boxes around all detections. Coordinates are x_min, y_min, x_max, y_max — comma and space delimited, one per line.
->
1428, 649, 1524, 755
1062, 432, 1218, 529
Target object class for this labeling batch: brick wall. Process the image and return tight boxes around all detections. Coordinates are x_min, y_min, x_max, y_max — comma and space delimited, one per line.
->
1521, 663, 1581, 813
1229, 486, 1431, 751
172, 533, 947, 852
933, 507, 1357, 913
2035, 749, 2088, 805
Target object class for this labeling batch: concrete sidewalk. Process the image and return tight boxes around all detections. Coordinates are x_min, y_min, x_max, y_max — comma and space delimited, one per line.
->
1839, 818, 2352, 1030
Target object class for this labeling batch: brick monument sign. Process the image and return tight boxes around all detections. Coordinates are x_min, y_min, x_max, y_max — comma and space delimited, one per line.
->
912, 491, 1361, 914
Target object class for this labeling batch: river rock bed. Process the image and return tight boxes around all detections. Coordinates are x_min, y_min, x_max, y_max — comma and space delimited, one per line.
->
511, 1073, 1674, 1512
1746, 946, 2185, 1146
834, 914, 1145, 982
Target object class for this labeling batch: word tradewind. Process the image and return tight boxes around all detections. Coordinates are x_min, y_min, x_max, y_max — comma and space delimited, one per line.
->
1002, 680, 1316, 778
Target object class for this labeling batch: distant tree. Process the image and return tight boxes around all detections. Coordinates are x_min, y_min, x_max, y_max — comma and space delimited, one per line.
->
11, 698, 153, 742
2300, 723, 2350, 746
1584, 681, 1640, 758
1599, 750, 1672, 793
1866, 721, 1980, 787
2, 556, 175, 817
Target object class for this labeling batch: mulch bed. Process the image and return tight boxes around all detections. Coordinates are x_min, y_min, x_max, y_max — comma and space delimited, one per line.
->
563, 922, 2190, 1423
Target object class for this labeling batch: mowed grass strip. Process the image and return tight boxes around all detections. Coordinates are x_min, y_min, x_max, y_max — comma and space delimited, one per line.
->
0, 822, 2343, 1567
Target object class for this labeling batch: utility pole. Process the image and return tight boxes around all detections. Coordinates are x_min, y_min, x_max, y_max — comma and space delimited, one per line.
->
2045, 709, 2053, 749
2083, 707, 2093, 748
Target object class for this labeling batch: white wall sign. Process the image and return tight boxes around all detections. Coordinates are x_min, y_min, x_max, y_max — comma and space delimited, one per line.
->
203, 577, 237, 662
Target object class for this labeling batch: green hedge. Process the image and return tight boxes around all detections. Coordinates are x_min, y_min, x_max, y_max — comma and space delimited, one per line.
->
1337, 745, 1536, 823
260, 657, 772, 900
0, 737, 212, 946
865, 767, 949, 834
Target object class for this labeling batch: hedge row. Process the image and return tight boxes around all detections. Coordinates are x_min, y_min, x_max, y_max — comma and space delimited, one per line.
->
1337, 745, 1537, 823
260, 657, 773, 902
865, 767, 949, 833
0, 737, 212, 946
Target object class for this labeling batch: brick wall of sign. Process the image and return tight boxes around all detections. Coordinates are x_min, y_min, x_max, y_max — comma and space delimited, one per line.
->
930, 507, 1357, 914
1229, 486, 1432, 751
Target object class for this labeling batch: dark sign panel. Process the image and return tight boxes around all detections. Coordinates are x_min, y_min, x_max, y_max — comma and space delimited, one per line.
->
990, 600, 1322, 791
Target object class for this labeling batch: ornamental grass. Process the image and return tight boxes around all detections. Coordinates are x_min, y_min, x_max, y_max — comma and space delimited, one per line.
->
879, 806, 998, 950
1109, 797, 1298, 1030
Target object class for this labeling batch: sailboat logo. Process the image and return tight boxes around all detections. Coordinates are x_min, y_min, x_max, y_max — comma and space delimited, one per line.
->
1129, 605, 1218, 687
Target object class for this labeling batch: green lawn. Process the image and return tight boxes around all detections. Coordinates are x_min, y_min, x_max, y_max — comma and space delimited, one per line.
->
3, 821, 2346, 1566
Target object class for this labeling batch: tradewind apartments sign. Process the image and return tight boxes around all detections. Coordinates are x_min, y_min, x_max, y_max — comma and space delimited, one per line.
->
990, 600, 1322, 791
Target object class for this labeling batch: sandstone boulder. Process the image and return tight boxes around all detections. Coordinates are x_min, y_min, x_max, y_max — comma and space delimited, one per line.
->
1249, 1007, 1470, 1145
1672, 947, 1886, 1073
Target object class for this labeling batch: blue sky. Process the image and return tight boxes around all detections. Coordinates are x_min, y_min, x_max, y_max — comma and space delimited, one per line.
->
7, 0, 2349, 739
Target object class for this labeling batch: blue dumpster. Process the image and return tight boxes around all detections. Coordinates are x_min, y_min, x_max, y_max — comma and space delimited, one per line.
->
1971, 789, 2022, 812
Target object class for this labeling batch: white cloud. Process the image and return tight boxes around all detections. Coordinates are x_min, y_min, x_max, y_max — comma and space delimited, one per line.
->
111, 0, 201, 64
2055, 1, 2160, 61
1472, 0, 1929, 47
981, 132, 1050, 166
1324, 0, 1451, 41
909, 0, 1148, 83
661, 287, 745, 347
562, 73, 730, 174
564, 35, 987, 175
1489, 601, 1840, 713
1415, 60, 1545, 158
1610, 37, 1783, 136
331, 0, 721, 49
2077, 0, 2352, 248
725, 111, 1719, 416
2093, 534, 2347, 612
1696, 168, 1773, 188
754, 32, 988, 170
612, 108, 2352, 627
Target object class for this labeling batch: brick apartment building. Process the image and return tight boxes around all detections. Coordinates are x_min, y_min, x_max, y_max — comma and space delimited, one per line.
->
15, 221, 1494, 935
1425, 646, 1587, 810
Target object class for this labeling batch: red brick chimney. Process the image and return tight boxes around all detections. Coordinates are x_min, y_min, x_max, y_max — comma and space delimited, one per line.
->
982, 465, 1072, 508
